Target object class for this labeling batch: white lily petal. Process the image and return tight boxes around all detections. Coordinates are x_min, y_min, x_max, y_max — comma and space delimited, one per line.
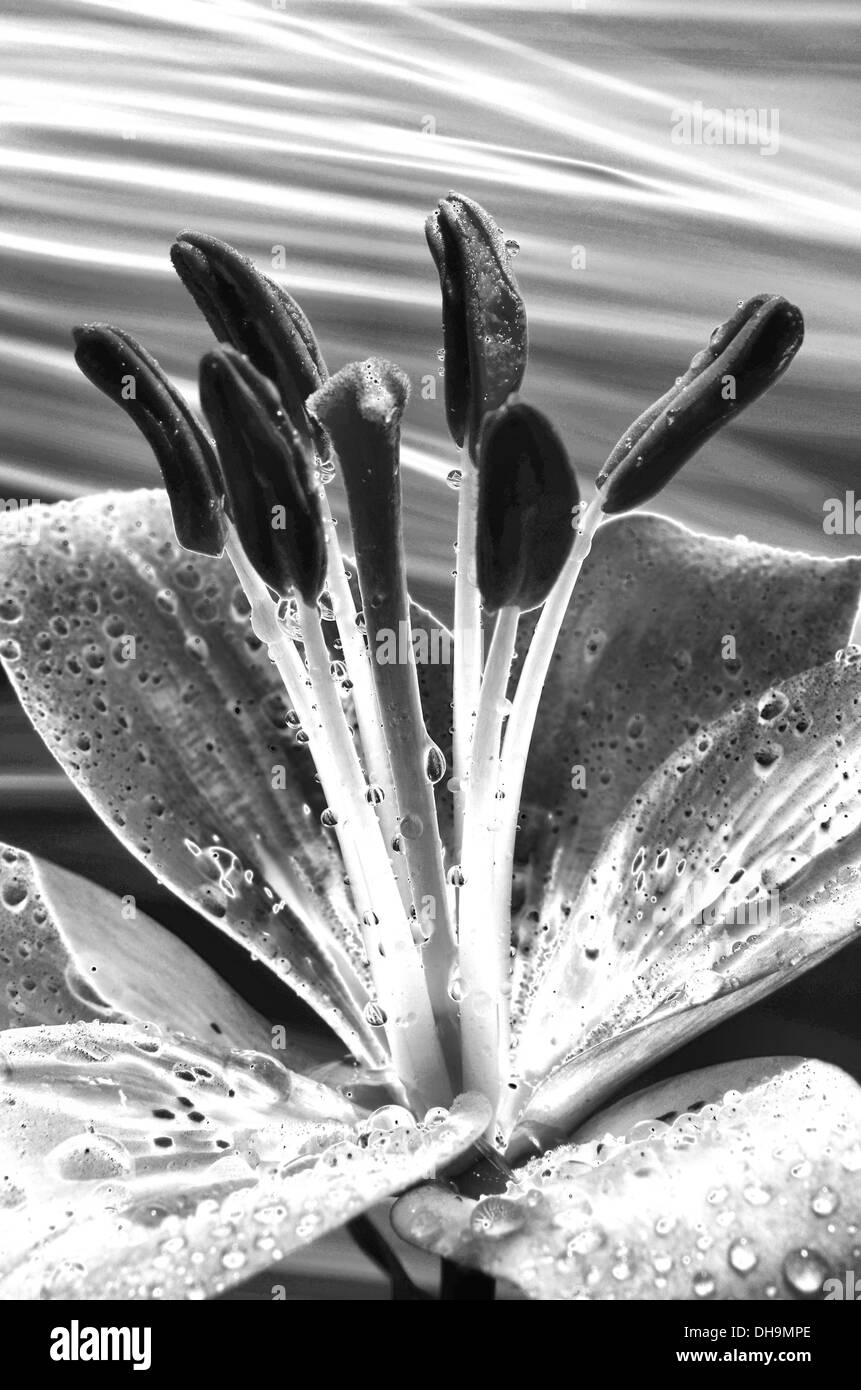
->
0, 491, 383, 1065
507, 655, 861, 1142
0, 1022, 489, 1300
393, 1059, 861, 1300
510, 512, 861, 969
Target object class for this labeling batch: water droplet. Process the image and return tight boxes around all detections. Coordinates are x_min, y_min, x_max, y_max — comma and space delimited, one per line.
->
425, 744, 446, 785
399, 813, 424, 839
446, 469, 462, 490
782, 1247, 829, 1297
470, 1196, 525, 1239
366, 784, 385, 804
368, 1105, 416, 1133
811, 1186, 839, 1217
840, 1142, 861, 1172
566, 1225, 605, 1257
221, 1249, 247, 1271
504, 238, 520, 257
48, 1133, 134, 1182
692, 1271, 715, 1298
320, 807, 339, 829
728, 1238, 758, 1274
155, 587, 177, 614
423, 1106, 449, 1127
743, 1182, 772, 1206
408, 1207, 443, 1242
363, 1000, 388, 1028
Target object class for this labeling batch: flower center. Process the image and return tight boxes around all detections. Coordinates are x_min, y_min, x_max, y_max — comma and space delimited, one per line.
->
73, 196, 804, 1145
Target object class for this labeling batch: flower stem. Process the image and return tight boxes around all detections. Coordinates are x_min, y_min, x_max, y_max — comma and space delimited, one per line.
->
298, 599, 452, 1111
452, 464, 483, 858
317, 497, 408, 908
491, 499, 603, 968
458, 603, 520, 1119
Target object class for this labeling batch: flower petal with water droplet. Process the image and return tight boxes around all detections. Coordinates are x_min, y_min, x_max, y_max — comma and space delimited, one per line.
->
393, 1059, 861, 1300
0, 490, 383, 1066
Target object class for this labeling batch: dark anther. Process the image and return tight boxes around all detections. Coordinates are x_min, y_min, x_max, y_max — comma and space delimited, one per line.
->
72, 323, 227, 557
597, 294, 804, 514
425, 192, 527, 461
476, 397, 580, 613
171, 232, 328, 450
199, 346, 326, 601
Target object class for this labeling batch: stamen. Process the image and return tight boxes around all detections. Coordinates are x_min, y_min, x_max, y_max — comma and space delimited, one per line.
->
452, 465, 482, 858
425, 192, 527, 458
426, 192, 527, 854
457, 603, 519, 1111
72, 323, 226, 557
198, 347, 325, 602
491, 495, 603, 976
490, 297, 804, 977
297, 595, 452, 1111
597, 294, 804, 513
173, 232, 405, 887
309, 360, 460, 1074
476, 398, 580, 614
226, 534, 448, 1109
459, 399, 580, 1111
171, 232, 327, 437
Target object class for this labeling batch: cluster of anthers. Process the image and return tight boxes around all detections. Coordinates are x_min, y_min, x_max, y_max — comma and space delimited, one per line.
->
72, 192, 804, 1147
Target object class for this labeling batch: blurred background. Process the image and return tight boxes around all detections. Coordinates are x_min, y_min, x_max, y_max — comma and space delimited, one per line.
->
1, 0, 860, 1295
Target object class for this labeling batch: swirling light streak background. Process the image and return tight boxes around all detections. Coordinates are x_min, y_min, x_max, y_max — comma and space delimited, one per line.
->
1, 0, 860, 1295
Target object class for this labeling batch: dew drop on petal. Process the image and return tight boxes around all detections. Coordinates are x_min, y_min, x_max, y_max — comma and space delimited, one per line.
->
811, 1186, 840, 1217
743, 1182, 772, 1206
48, 1133, 134, 1182
782, 1247, 830, 1297
470, 1196, 526, 1239
367, 1104, 416, 1132
692, 1271, 715, 1298
728, 1238, 758, 1274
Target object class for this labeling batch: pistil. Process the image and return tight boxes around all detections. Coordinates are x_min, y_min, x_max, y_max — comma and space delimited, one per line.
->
458, 397, 580, 1117
310, 360, 460, 1078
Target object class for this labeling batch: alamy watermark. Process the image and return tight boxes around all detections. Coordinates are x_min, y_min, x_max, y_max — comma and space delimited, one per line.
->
375, 620, 452, 666
671, 102, 780, 157
0, 498, 40, 544
50, 1320, 151, 1370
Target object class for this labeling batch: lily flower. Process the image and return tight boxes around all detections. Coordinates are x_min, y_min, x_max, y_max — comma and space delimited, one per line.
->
0, 192, 859, 1302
